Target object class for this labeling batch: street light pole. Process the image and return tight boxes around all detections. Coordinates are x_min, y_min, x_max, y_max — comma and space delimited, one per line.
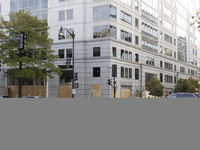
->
59, 27, 75, 98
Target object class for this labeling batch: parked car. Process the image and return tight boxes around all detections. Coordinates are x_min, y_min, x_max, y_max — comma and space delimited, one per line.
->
167, 93, 197, 98
25, 96, 43, 98
193, 93, 200, 97
0, 95, 10, 98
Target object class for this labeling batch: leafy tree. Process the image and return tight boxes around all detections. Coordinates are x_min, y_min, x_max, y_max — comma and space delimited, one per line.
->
174, 78, 199, 93
0, 10, 61, 97
146, 78, 164, 97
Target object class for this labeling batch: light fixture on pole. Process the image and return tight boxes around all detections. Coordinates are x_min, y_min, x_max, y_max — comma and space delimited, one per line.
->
59, 27, 75, 98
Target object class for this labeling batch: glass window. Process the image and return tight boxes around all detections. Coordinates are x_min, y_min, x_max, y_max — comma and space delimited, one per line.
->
67, 9, 73, 20
135, 18, 139, 27
135, 53, 139, 62
135, 68, 139, 80
160, 61, 162, 68
135, 36, 139, 45
121, 30, 132, 42
128, 52, 132, 61
110, 6, 116, 21
160, 73, 163, 82
124, 51, 128, 60
125, 68, 128, 78
160, 46, 163, 54
93, 26, 116, 38
93, 67, 100, 77
93, 5, 110, 21
112, 47, 117, 57
121, 11, 132, 24
66, 49, 72, 58
93, 47, 101, 57
58, 49, 64, 58
59, 10, 65, 21
129, 68, 132, 78
135, 1, 139, 10
121, 50, 124, 59
112, 64, 117, 77
121, 67, 124, 77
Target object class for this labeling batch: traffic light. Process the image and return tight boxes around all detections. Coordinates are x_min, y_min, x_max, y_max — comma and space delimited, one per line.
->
108, 79, 111, 85
74, 72, 78, 81
75, 83, 79, 89
67, 58, 72, 68
18, 32, 25, 50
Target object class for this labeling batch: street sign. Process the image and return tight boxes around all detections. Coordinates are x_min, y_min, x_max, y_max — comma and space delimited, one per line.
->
72, 89, 76, 94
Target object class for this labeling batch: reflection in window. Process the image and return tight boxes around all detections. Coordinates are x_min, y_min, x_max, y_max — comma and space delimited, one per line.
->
121, 30, 132, 42
164, 48, 173, 57
93, 26, 116, 38
121, 11, 132, 24
93, 5, 116, 21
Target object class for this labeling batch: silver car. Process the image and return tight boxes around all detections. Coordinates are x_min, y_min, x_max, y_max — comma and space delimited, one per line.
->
167, 93, 197, 98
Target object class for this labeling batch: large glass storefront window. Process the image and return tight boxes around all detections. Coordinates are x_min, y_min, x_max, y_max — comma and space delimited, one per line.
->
10, 0, 48, 20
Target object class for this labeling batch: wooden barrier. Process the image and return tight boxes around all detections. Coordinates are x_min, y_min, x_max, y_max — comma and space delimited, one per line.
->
121, 89, 131, 98
4, 85, 46, 98
57, 85, 72, 98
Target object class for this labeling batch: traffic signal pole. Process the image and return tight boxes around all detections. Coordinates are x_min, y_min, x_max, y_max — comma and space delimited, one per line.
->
18, 32, 25, 98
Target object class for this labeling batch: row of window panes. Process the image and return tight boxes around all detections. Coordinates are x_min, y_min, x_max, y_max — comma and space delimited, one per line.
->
188, 46, 197, 55
142, 39, 158, 52
164, 34, 172, 44
165, 75, 173, 83
59, 9, 73, 21
188, 69, 195, 76
141, 23, 158, 37
121, 67, 132, 78
180, 67, 185, 73
93, 26, 116, 39
93, 66, 139, 80
121, 30, 132, 42
93, 5, 116, 21
93, 28, 139, 44
141, 2, 158, 23
187, 58, 197, 66
142, 0, 157, 8
146, 57, 155, 66
164, 62, 173, 70
121, 50, 132, 61
160, 73, 176, 84
10, 0, 48, 12
178, 39, 187, 51
94, 67, 194, 79
164, 48, 173, 57
58, 49, 72, 58
121, 11, 132, 24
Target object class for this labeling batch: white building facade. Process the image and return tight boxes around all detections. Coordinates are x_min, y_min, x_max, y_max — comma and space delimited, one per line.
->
0, 0, 199, 98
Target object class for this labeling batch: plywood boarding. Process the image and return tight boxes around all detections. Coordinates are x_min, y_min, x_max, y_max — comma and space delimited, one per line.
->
57, 85, 72, 98
121, 89, 131, 98
91, 85, 101, 98
4, 85, 46, 98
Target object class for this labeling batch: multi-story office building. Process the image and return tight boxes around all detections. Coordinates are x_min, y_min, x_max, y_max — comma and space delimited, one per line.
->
0, 0, 199, 98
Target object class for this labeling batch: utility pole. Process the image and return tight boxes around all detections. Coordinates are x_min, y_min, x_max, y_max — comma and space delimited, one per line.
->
18, 32, 25, 98
59, 27, 75, 98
